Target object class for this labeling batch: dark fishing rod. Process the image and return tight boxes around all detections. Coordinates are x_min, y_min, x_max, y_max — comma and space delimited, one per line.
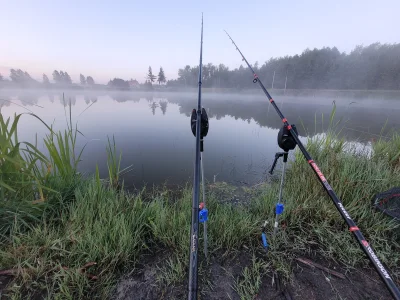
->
188, 15, 209, 300
224, 31, 400, 300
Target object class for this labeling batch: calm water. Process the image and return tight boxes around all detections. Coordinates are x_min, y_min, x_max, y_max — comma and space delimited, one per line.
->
1, 89, 399, 189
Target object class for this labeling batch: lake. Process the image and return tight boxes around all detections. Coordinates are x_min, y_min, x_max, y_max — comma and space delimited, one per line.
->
1, 89, 399, 189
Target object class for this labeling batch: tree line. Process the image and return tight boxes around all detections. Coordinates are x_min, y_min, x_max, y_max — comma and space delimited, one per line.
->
2, 42, 399, 90
0, 69, 97, 87
108, 66, 166, 90
168, 42, 400, 90
0, 66, 167, 89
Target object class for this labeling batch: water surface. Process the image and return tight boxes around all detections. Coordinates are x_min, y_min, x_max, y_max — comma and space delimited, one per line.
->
1, 90, 399, 189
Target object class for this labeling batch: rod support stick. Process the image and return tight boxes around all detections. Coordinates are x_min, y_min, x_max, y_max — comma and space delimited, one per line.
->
273, 152, 288, 236
201, 152, 208, 258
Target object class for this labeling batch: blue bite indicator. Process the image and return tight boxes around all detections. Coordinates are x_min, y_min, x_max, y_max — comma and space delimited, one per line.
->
199, 208, 208, 223
276, 203, 284, 215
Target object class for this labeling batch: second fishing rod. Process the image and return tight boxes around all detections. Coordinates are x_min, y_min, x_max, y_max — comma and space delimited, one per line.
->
224, 31, 400, 300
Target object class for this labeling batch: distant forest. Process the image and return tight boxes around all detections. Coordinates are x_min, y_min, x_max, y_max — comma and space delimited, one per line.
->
0, 67, 166, 90
168, 43, 400, 90
1, 43, 399, 90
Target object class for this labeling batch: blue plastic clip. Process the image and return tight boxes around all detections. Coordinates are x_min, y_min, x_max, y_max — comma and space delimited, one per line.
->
276, 203, 284, 215
199, 208, 208, 223
261, 232, 269, 249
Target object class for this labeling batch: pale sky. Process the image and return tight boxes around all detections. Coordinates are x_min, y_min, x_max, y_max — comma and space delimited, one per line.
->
0, 0, 399, 84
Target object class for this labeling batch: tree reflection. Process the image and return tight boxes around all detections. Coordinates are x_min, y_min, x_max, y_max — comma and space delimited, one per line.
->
0, 90, 398, 141
149, 102, 158, 115
159, 100, 167, 115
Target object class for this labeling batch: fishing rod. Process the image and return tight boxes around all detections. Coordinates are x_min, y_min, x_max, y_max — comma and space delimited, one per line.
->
224, 31, 400, 300
188, 14, 209, 300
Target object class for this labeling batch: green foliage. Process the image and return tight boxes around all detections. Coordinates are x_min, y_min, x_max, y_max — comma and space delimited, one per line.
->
0, 181, 151, 298
233, 255, 269, 300
43, 99, 84, 180
0, 98, 86, 236
156, 253, 186, 285
106, 135, 122, 189
0, 113, 49, 233
373, 132, 400, 169
105, 135, 133, 189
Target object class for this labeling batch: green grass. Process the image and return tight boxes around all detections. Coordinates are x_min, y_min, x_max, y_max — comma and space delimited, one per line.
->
0, 112, 50, 235
373, 132, 400, 169
0, 97, 87, 239
233, 254, 270, 300
105, 135, 133, 190
0, 106, 399, 298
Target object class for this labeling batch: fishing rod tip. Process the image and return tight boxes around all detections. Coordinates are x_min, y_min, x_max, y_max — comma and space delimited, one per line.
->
224, 30, 233, 40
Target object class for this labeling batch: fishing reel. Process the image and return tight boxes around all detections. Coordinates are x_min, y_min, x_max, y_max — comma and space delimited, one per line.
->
277, 124, 298, 152
191, 108, 209, 151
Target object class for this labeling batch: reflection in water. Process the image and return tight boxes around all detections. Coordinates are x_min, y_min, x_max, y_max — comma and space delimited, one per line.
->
0, 90, 398, 188
150, 102, 158, 115
159, 100, 168, 115
3, 90, 398, 141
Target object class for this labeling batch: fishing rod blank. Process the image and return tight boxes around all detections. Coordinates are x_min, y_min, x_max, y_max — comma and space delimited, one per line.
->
224, 31, 400, 300
188, 14, 209, 300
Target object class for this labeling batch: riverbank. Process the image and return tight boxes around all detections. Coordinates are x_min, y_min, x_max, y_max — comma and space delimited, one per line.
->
0, 111, 399, 299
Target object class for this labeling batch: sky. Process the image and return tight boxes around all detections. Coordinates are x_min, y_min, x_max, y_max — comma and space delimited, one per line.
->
0, 0, 399, 84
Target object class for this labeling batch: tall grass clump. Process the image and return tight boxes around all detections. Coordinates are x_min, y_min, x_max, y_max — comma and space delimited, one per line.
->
0, 180, 155, 299
105, 135, 133, 189
373, 132, 400, 169
0, 113, 50, 234
39, 112, 85, 220
261, 128, 400, 276
0, 97, 87, 236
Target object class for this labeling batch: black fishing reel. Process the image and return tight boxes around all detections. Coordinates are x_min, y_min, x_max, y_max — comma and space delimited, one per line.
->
191, 108, 209, 151
277, 124, 298, 152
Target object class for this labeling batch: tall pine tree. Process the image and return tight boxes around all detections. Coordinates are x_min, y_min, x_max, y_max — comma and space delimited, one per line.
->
158, 67, 166, 85
147, 66, 156, 83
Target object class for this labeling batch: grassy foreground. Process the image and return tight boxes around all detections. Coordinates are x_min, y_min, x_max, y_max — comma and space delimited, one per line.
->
0, 109, 399, 299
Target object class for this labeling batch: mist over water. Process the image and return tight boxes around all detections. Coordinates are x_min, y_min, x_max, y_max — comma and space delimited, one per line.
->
1, 89, 399, 189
